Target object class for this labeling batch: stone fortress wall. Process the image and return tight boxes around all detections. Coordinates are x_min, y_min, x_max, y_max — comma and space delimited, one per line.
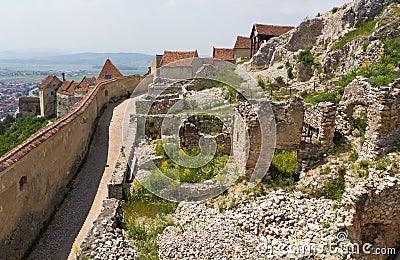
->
0, 75, 144, 259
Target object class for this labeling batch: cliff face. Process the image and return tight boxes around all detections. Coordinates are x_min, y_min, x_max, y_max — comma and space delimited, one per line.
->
249, 0, 399, 80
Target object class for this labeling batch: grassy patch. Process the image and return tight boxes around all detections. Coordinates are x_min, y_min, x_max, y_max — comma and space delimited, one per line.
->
265, 150, 299, 189
331, 20, 377, 51
352, 109, 367, 140
301, 88, 343, 105
153, 142, 229, 184
236, 59, 249, 65
312, 174, 346, 201
336, 37, 400, 88
122, 183, 177, 260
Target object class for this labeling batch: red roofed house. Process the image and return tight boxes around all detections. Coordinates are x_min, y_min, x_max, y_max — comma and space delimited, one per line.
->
96, 58, 124, 83
212, 47, 235, 63
56, 76, 97, 117
155, 50, 199, 79
234, 36, 251, 61
39, 75, 63, 118
159, 50, 198, 67
250, 24, 294, 57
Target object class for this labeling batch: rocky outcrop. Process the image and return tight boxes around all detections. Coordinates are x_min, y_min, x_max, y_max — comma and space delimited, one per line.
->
296, 62, 314, 82
286, 17, 325, 52
352, 0, 396, 27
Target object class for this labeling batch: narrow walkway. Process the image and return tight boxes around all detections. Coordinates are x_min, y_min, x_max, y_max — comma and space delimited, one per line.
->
29, 99, 128, 260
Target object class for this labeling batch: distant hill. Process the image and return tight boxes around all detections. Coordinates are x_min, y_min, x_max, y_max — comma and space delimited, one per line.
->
0, 52, 154, 70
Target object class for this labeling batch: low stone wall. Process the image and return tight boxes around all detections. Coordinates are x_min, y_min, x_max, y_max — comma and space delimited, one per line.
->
271, 97, 305, 151
108, 150, 129, 200
78, 199, 137, 259
0, 75, 144, 259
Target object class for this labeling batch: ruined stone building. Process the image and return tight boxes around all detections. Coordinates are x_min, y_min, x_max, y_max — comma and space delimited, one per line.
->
17, 96, 40, 117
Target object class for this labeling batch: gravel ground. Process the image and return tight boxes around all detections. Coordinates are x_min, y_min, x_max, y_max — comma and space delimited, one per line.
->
28, 99, 127, 260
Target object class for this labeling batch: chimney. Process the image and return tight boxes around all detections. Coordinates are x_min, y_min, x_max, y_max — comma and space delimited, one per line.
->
62, 73, 65, 82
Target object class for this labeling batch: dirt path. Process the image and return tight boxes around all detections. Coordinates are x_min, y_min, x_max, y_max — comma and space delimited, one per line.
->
28, 99, 128, 260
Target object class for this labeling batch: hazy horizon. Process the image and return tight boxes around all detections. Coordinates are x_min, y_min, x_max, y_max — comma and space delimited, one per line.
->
0, 0, 350, 56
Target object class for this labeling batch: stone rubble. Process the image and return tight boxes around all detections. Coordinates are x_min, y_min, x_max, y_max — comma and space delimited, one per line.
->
79, 199, 137, 260
158, 190, 348, 259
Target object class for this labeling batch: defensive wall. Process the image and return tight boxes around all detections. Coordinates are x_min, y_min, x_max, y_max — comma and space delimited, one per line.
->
0, 74, 145, 259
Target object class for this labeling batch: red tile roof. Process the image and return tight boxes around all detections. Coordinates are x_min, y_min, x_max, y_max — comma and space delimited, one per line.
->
38, 75, 62, 90
213, 48, 235, 62
252, 24, 294, 37
160, 51, 199, 67
76, 76, 96, 93
97, 59, 124, 83
57, 80, 79, 96
234, 36, 251, 49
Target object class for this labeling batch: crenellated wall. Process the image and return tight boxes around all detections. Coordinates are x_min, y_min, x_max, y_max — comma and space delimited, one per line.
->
0, 75, 144, 259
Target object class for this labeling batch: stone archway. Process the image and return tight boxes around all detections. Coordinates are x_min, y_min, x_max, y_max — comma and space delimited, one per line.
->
336, 77, 400, 159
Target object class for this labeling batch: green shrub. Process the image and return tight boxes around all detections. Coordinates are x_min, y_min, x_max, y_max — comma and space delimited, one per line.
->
376, 160, 388, 170
320, 167, 332, 175
266, 150, 299, 188
331, 7, 339, 13
298, 49, 316, 65
359, 160, 369, 169
275, 76, 285, 86
236, 59, 249, 65
257, 76, 266, 89
334, 34, 399, 88
349, 151, 359, 162
122, 183, 177, 259
337, 69, 357, 88
362, 41, 370, 52
277, 65, 284, 70
314, 174, 346, 201
287, 66, 294, 79
352, 110, 367, 138
154, 143, 229, 183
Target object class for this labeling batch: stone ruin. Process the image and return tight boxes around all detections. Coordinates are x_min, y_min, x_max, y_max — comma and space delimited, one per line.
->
336, 77, 400, 159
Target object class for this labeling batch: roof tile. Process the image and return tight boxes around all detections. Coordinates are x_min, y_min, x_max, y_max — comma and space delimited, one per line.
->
234, 36, 251, 49
160, 51, 198, 67
253, 24, 294, 36
213, 48, 235, 62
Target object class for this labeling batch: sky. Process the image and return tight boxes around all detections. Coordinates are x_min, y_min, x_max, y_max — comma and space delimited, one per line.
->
0, 0, 350, 56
